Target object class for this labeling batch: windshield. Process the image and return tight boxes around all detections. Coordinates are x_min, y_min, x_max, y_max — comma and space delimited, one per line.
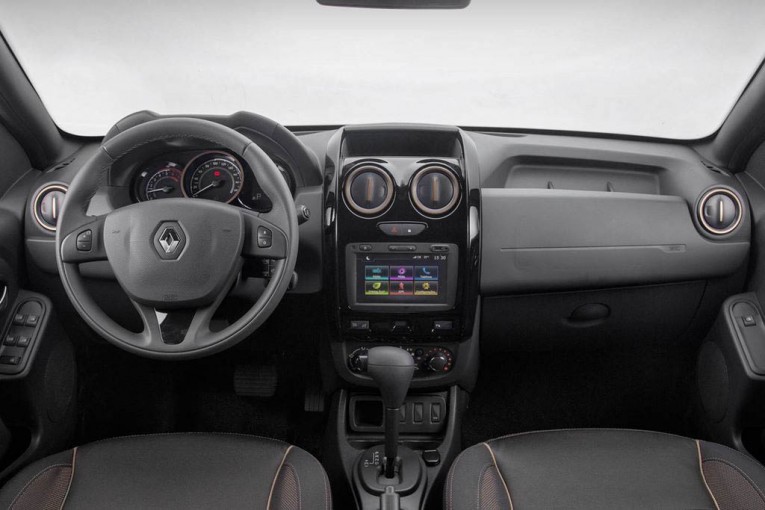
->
0, 0, 763, 138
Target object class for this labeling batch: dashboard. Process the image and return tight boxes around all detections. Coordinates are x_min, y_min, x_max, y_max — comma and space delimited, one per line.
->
131, 149, 295, 212
18, 110, 754, 390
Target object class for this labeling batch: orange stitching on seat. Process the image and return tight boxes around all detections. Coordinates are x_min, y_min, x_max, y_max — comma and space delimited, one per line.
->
267, 445, 293, 510
482, 442, 514, 510
59, 447, 77, 510
697, 440, 721, 510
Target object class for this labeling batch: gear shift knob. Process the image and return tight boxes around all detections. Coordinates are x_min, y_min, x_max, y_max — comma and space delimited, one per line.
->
366, 346, 415, 479
367, 346, 416, 409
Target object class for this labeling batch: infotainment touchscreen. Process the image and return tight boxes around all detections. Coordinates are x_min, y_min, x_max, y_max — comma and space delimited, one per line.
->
355, 252, 449, 305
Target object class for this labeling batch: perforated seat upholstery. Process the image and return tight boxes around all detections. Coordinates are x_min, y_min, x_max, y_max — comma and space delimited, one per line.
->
445, 429, 765, 510
0, 433, 331, 510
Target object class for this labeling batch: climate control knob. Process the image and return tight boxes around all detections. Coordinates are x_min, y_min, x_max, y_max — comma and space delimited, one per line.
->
427, 352, 450, 372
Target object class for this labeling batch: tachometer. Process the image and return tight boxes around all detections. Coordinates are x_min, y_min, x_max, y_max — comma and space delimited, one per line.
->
184, 152, 244, 203
135, 162, 184, 201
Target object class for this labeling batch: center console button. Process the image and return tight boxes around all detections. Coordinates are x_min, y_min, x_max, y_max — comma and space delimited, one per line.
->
388, 245, 416, 252
430, 244, 450, 252
392, 321, 410, 334
350, 320, 370, 331
359, 244, 373, 252
433, 320, 453, 331
378, 222, 427, 236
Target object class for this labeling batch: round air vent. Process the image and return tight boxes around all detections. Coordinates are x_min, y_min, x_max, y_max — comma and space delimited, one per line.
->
33, 184, 68, 231
697, 188, 743, 235
343, 165, 394, 217
410, 165, 460, 217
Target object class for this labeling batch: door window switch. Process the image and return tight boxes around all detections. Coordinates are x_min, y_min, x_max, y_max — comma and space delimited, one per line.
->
742, 315, 757, 327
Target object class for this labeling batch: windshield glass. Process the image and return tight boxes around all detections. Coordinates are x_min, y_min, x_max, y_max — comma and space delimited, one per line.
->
0, 0, 763, 138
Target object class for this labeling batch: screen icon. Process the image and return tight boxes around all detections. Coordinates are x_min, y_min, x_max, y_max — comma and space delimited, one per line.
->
414, 281, 439, 296
390, 281, 414, 296
415, 266, 438, 280
389, 265, 413, 281
365, 281, 390, 296
365, 265, 389, 281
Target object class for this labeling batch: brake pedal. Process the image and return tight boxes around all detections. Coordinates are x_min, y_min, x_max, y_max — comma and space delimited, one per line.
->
234, 364, 278, 398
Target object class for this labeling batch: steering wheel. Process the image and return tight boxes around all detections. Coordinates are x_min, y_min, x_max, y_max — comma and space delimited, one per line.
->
55, 118, 298, 359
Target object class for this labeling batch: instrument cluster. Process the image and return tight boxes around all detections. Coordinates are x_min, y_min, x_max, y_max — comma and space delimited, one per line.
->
132, 150, 294, 212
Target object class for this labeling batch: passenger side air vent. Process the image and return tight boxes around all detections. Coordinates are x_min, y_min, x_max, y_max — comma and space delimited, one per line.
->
33, 184, 68, 232
410, 164, 460, 217
343, 164, 395, 217
697, 188, 743, 236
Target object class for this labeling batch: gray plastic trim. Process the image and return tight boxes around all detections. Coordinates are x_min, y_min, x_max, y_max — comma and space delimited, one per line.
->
481, 188, 750, 293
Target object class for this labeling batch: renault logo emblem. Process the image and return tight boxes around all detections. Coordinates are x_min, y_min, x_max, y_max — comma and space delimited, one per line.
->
153, 221, 186, 260
159, 228, 181, 254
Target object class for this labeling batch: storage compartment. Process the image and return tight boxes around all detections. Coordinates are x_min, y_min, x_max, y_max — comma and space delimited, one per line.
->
482, 281, 705, 351
481, 188, 750, 293
348, 393, 447, 434
341, 126, 462, 158
501, 156, 661, 194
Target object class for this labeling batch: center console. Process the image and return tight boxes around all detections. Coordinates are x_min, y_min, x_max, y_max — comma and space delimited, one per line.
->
322, 125, 481, 509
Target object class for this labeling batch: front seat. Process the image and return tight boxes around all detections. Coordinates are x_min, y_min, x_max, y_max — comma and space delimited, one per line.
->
0, 433, 331, 510
446, 429, 765, 510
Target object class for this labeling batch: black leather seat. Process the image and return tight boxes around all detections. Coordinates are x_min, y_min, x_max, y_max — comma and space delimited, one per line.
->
0, 433, 331, 510
446, 429, 765, 510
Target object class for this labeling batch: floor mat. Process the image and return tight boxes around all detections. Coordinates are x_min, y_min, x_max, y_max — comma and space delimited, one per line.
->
462, 345, 697, 447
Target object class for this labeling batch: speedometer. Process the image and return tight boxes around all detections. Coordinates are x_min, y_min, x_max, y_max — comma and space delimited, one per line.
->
184, 152, 244, 203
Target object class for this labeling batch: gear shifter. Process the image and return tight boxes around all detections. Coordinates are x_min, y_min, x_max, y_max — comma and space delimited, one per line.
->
366, 346, 415, 478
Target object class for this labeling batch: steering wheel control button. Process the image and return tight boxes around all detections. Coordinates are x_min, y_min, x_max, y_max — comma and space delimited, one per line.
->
378, 222, 427, 236
257, 226, 273, 248
76, 230, 93, 251
152, 222, 187, 260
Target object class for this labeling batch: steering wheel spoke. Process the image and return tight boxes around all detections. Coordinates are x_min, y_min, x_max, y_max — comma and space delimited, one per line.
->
132, 300, 222, 351
59, 214, 108, 263
241, 210, 289, 259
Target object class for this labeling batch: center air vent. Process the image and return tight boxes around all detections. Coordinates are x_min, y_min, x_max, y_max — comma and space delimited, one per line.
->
343, 165, 394, 217
697, 188, 743, 235
410, 165, 460, 217
33, 184, 68, 232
